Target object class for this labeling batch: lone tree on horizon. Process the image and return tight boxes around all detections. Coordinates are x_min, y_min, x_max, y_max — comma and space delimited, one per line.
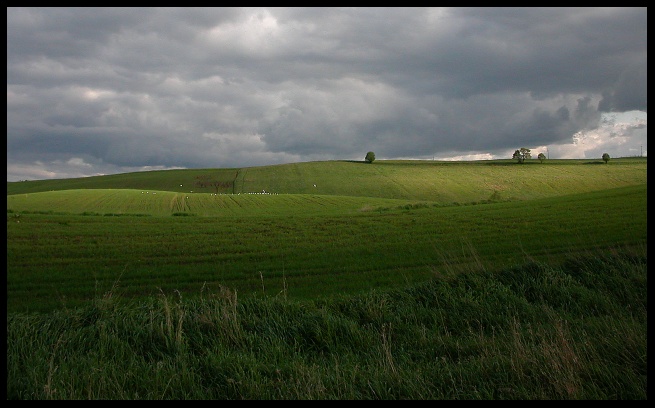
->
365, 151, 376, 163
512, 147, 531, 164
537, 152, 546, 163
602, 153, 610, 164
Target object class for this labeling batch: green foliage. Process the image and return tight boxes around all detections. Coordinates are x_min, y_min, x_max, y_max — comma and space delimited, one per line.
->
602, 153, 610, 163
537, 152, 546, 163
512, 147, 532, 163
365, 151, 376, 163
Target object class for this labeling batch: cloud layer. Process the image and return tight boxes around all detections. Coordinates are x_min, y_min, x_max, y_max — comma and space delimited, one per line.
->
7, 7, 647, 181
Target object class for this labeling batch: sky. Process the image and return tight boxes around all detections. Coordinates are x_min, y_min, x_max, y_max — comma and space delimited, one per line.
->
7, 7, 647, 182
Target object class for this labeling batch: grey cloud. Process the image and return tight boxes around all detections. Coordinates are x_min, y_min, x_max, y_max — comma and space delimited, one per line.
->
6, 7, 647, 181
598, 64, 647, 112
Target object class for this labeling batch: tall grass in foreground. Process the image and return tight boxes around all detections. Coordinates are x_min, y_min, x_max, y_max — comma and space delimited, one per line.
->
7, 249, 646, 400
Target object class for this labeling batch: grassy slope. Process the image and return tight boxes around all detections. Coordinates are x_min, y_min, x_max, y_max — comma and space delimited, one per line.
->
7, 184, 647, 313
6, 158, 647, 313
7, 189, 430, 217
5, 160, 648, 399
6, 158, 648, 211
7, 249, 647, 399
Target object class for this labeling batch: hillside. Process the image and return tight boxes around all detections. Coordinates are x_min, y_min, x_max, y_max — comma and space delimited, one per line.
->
7, 158, 648, 314
7, 189, 430, 217
6, 158, 648, 208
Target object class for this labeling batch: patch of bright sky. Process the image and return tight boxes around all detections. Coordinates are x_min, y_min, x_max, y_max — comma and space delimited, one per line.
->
433, 110, 647, 161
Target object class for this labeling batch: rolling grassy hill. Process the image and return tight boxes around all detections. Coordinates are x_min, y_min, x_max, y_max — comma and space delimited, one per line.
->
7, 189, 431, 217
7, 158, 647, 399
7, 157, 647, 313
6, 158, 647, 215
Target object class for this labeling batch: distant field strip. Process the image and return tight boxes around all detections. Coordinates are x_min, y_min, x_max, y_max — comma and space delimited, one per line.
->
9, 160, 646, 203
7, 189, 430, 217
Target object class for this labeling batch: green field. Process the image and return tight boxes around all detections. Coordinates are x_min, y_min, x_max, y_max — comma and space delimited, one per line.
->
8, 158, 647, 202
6, 158, 648, 399
6, 158, 647, 314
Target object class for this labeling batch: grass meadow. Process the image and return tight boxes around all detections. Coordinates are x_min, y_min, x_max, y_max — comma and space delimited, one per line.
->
6, 158, 647, 399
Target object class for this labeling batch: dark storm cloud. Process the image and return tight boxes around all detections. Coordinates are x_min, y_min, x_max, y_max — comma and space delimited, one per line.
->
7, 7, 647, 181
